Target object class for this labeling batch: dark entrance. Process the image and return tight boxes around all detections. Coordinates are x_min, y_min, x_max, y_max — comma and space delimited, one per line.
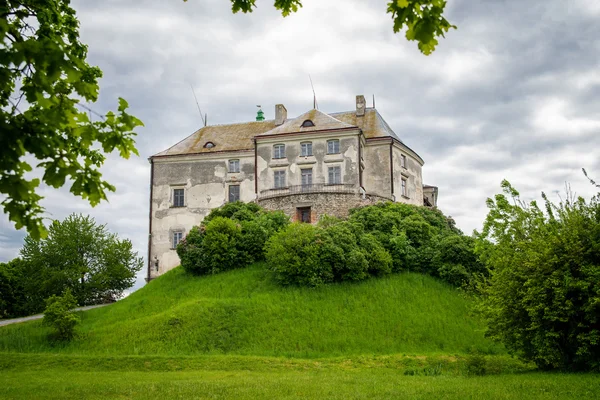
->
297, 207, 312, 223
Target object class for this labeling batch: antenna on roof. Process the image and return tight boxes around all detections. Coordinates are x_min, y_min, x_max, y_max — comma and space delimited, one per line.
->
373, 94, 376, 109
309, 74, 318, 110
189, 84, 206, 127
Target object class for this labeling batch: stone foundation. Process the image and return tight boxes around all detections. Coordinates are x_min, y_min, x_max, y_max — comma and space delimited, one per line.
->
258, 192, 391, 222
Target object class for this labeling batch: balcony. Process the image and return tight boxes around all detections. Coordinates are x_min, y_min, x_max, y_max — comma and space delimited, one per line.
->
258, 183, 357, 200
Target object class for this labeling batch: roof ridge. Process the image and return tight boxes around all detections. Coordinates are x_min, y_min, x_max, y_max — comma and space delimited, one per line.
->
202, 118, 276, 129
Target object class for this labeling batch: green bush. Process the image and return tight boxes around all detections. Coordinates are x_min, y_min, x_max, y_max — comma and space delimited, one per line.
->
476, 180, 600, 371
266, 223, 332, 287
42, 289, 80, 341
176, 226, 206, 275
203, 201, 262, 224
432, 235, 487, 287
359, 233, 392, 276
178, 203, 289, 276
201, 217, 242, 274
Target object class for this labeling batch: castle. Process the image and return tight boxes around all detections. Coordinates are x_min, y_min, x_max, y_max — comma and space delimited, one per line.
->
147, 95, 438, 280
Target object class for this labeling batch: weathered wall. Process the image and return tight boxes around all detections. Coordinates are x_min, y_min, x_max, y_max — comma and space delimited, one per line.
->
258, 192, 390, 221
392, 144, 423, 206
149, 152, 255, 278
256, 131, 360, 193
362, 142, 392, 198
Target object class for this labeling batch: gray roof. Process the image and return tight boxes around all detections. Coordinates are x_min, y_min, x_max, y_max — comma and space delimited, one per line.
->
152, 107, 404, 158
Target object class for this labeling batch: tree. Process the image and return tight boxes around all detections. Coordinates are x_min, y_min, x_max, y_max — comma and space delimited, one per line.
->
19, 213, 143, 309
219, 0, 456, 55
0, 258, 28, 318
1, 0, 143, 239
476, 180, 600, 371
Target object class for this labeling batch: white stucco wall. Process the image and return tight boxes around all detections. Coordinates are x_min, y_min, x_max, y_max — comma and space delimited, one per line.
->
149, 152, 255, 278
255, 130, 361, 194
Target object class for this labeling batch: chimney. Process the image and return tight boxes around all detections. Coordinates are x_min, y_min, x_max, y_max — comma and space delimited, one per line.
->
356, 95, 366, 117
275, 104, 287, 126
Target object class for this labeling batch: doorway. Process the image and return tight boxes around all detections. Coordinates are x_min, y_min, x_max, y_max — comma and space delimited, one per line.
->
297, 207, 312, 223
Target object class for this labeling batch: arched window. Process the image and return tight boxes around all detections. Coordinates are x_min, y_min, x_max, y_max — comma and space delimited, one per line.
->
301, 120, 315, 127
204, 142, 215, 149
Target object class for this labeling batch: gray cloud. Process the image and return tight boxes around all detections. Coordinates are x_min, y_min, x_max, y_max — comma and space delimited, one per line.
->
2, 0, 599, 291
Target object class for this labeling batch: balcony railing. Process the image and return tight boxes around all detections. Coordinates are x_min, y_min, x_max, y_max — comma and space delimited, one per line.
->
258, 183, 357, 200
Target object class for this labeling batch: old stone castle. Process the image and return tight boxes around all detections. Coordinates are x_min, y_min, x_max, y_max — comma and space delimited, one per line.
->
148, 95, 438, 279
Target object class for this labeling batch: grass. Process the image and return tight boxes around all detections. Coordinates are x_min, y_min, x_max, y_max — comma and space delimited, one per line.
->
0, 263, 503, 357
0, 354, 598, 399
1, 264, 598, 398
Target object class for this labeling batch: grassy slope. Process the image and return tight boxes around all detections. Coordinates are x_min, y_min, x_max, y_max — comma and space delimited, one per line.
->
0, 263, 502, 357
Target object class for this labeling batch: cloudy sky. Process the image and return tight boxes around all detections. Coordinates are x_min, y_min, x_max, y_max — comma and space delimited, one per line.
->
2, 0, 600, 290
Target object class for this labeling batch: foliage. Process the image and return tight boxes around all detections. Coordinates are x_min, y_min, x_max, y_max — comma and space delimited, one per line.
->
0, 258, 28, 318
265, 202, 483, 289
266, 220, 393, 287
0, 0, 143, 239
348, 202, 483, 287
464, 352, 487, 376
265, 223, 330, 287
202, 0, 455, 54
177, 202, 289, 275
432, 235, 486, 288
203, 201, 262, 224
11, 213, 143, 315
42, 289, 79, 341
476, 180, 600, 371
201, 217, 242, 274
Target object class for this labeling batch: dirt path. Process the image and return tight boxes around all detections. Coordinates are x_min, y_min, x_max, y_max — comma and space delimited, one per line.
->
0, 304, 111, 327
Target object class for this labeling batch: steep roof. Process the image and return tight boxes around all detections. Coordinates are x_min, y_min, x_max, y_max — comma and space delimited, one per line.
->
257, 109, 355, 137
152, 107, 402, 158
152, 120, 278, 157
331, 108, 402, 142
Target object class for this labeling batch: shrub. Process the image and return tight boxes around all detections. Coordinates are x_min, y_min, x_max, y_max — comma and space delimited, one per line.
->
432, 235, 487, 287
358, 233, 392, 276
266, 223, 332, 287
42, 289, 80, 341
238, 220, 269, 263
465, 353, 487, 376
203, 201, 261, 224
201, 217, 242, 275
176, 226, 206, 274
321, 222, 369, 282
178, 204, 290, 276
477, 180, 600, 371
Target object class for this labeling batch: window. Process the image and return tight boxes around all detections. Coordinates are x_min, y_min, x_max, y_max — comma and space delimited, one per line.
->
328, 166, 341, 185
228, 159, 240, 173
273, 144, 285, 159
401, 178, 407, 197
301, 168, 313, 187
172, 188, 185, 207
300, 142, 313, 157
204, 142, 215, 149
401, 154, 407, 168
228, 185, 240, 202
172, 231, 183, 249
301, 120, 315, 127
274, 170, 286, 188
327, 139, 340, 154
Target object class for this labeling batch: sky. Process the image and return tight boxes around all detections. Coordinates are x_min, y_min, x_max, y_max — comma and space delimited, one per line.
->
2, 0, 600, 291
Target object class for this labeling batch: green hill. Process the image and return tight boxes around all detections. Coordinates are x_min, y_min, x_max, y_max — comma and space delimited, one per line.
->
0, 263, 503, 357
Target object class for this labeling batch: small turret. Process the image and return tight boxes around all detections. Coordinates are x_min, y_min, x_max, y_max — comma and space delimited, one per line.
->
256, 105, 265, 121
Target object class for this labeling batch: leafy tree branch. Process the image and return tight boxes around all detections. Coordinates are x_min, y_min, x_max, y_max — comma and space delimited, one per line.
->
0, 0, 143, 239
